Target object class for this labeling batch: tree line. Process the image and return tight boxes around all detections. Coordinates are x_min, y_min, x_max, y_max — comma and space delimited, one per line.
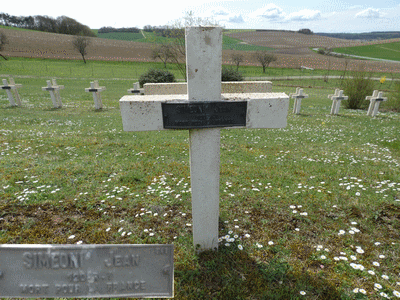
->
143, 25, 183, 38
98, 27, 140, 34
0, 13, 95, 37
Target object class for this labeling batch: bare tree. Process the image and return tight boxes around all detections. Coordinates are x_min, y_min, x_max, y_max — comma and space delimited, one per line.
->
254, 51, 277, 73
231, 53, 244, 71
340, 57, 351, 83
165, 11, 219, 79
0, 30, 8, 60
151, 44, 175, 68
72, 35, 90, 64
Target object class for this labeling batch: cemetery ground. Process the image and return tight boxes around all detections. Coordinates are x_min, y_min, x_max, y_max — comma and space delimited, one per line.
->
1, 62, 400, 299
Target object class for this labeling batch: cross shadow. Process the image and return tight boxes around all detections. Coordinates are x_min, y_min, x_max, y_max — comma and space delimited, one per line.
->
43, 107, 63, 112
175, 245, 343, 299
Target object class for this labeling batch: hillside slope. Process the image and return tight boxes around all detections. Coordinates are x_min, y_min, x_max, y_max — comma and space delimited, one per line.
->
226, 30, 362, 55
1, 27, 399, 73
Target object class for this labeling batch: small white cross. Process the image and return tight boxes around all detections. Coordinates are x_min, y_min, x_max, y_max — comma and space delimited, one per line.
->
328, 89, 348, 115
1, 78, 23, 106
120, 27, 289, 251
366, 90, 387, 117
128, 82, 141, 95
85, 80, 106, 110
42, 79, 64, 108
289, 87, 309, 114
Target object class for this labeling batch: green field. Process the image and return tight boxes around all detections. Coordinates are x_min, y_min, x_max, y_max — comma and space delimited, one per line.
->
1, 57, 400, 299
94, 29, 273, 51
96, 31, 145, 42
0, 56, 366, 81
333, 42, 400, 62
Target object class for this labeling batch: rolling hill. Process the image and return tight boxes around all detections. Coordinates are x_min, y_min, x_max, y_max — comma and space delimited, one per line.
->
1, 26, 399, 73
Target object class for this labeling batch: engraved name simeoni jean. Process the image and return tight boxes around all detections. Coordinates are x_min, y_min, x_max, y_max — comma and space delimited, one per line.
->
0, 244, 174, 298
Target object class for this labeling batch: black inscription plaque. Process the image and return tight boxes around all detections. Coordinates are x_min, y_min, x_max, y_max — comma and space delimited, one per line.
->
88, 89, 99, 92
0, 244, 173, 298
162, 101, 247, 129
1, 86, 11, 90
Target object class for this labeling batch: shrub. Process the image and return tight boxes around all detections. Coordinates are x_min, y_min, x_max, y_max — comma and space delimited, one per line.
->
221, 67, 243, 82
138, 69, 176, 88
340, 68, 375, 109
383, 81, 400, 112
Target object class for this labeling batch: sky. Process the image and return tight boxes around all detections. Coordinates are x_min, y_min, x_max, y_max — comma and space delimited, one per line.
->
3, 0, 400, 33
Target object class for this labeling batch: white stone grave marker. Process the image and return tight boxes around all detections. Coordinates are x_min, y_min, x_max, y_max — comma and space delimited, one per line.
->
42, 79, 64, 108
1, 78, 23, 106
120, 27, 289, 251
143, 81, 272, 95
366, 90, 387, 117
85, 80, 106, 110
289, 87, 308, 114
328, 89, 348, 115
128, 82, 142, 94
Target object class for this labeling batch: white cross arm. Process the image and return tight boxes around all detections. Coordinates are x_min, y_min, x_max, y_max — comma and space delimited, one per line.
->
42, 85, 65, 91
1, 84, 22, 90
85, 86, 106, 93
120, 93, 289, 132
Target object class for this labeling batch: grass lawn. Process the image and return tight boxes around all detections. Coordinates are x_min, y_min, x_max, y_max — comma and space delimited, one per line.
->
0, 59, 400, 299
333, 42, 400, 62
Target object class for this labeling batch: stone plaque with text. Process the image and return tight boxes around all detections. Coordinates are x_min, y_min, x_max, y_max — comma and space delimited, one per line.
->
162, 101, 247, 129
0, 244, 173, 298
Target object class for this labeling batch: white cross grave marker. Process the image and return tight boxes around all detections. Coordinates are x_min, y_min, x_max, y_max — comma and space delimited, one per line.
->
328, 89, 348, 115
85, 80, 106, 110
366, 90, 387, 117
42, 79, 64, 108
1, 78, 22, 106
119, 27, 289, 251
289, 87, 308, 114
128, 82, 142, 94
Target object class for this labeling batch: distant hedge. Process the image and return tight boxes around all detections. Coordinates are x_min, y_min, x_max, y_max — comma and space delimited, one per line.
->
0, 13, 96, 37
98, 27, 140, 34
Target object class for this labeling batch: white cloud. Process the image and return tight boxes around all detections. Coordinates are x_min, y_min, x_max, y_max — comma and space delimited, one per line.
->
228, 15, 245, 23
251, 4, 285, 20
209, 7, 230, 16
286, 9, 321, 21
355, 8, 381, 18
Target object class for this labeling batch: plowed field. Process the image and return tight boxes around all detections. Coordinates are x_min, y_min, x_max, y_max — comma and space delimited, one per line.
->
2, 28, 400, 73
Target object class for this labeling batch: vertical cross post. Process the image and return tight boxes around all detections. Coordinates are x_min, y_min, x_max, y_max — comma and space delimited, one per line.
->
290, 87, 308, 114
128, 82, 141, 94
328, 89, 348, 115
52, 79, 63, 108
1, 78, 22, 106
9, 78, 22, 106
85, 80, 105, 110
42, 79, 64, 108
119, 26, 289, 253
186, 27, 222, 250
366, 90, 387, 117
1, 79, 16, 106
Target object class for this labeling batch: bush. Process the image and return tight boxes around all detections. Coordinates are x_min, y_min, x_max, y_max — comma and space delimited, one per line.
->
341, 68, 375, 109
138, 69, 176, 88
383, 81, 400, 112
221, 67, 243, 82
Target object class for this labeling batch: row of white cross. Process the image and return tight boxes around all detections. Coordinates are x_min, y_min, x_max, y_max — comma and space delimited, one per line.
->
290, 87, 387, 117
2, 77, 388, 117
0, 78, 111, 109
